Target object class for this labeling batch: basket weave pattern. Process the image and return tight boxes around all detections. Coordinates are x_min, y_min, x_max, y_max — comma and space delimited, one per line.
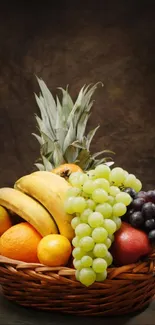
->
0, 253, 155, 316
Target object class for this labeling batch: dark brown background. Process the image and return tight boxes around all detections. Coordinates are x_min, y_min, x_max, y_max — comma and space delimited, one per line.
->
0, 0, 155, 190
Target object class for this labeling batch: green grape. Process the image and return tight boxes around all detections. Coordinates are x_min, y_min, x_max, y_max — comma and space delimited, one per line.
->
81, 255, 93, 268
79, 236, 95, 252
88, 212, 104, 228
107, 195, 115, 206
78, 173, 89, 185
68, 172, 83, 188
86, 170, 97, 180
108, 234, 114, 242
69, 171, 83, 180
94, 164, 111, 180
92, 258, 107, 273
94, 178, 110, 192
71, 216, 81, 229
104, 237, 112, 249
68, 174, 78, 188
72, 247, 85, 259
87, 251, 95, 258
75, 270, 80, 281
73, 259, 82, 270
109, 167, 126, 186
93, 243, 108, 258
72, 171, 85, 180
123, 170, 129, 178
96, 270, 107, 282
64, 197, 75, 214
79, 268, 96, 287
104, 252, 113, 266
83, 180, 96, 194
66, 187, 81, 198
113, 202, 127, 217
75, 223, 92, 238
103, 219, 117, 235
81, 191, 90, 199
86, 199, 96, 210
132, 179, 142, 192
115, 192, 132, 206
73, 197, 87, 213
124, 174, 137, 188
95, 203, 112, 219
80, 208, 93, 223
112, 216, 122, 230
72, 236, 80, 247
109, 186, 120, 197
92, 188, 108, 203
92, 227, 108, 243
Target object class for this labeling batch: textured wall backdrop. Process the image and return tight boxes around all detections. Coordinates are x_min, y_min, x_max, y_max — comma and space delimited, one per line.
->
0, 1, 155, 189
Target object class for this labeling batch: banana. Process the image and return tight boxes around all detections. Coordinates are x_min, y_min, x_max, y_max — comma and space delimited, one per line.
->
31, 171, 71, 199
0, 187, 58, 237
15, 173, 74, 241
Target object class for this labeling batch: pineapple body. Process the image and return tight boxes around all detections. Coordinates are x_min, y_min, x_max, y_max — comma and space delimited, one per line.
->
52, 163, 82, 178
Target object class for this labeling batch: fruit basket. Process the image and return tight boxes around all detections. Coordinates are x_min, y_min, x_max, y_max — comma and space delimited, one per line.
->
0, 253, 155, 316
0, 79, 155, 316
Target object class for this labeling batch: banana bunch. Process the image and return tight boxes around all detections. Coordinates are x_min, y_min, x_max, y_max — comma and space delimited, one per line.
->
0, 172, 74, 241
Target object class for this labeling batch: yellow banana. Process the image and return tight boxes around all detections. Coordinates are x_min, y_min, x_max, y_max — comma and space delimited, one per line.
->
15, 173, 74, 241
0, 187, 58, 237
31, 171, 71, 199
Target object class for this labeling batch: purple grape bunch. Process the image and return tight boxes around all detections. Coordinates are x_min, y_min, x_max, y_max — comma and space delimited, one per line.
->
123, 188, 155, 242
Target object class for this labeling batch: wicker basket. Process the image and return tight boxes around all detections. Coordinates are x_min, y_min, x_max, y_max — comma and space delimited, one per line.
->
0, 253, 155, 316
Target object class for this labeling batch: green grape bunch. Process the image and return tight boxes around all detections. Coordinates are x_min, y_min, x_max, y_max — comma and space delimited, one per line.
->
64, 164, 142, 287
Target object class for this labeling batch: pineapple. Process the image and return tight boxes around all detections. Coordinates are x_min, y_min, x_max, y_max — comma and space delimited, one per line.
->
32, 77, 114, 174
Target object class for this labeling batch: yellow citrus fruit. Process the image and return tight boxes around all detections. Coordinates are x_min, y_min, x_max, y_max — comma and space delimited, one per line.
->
0, 206, 12, 236
0, 222, 42, 263
37, 234, 72, 266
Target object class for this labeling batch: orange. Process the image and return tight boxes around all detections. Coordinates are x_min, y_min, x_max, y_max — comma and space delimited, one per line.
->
51, 163, 83, 178
37, 234, 72, 266
0, 206, 12, 236
0, 222, 42, 263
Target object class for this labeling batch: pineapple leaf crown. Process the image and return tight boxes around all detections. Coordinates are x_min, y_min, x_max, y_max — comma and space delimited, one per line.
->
33, 76, 114, 171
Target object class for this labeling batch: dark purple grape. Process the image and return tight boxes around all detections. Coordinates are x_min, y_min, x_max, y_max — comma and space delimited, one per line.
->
131, 198, 145, 211
126, 208, 134, 217
148, 229, 155, 242
146, 190, 155, 203
136, 191, 147, 201
122, 208, 134, 222
124, 187, 137, 199
145, 219, 155, 231
129, 211, 144, 228
142, 202, 155, 220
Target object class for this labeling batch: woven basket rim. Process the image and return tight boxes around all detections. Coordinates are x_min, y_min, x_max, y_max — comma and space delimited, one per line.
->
0, 253, 155, 316
0, 251, 155, 282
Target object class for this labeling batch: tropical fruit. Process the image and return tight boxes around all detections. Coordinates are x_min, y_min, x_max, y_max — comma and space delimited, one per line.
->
37, 234, 72, 266
15, 172, 74, 241
0, 222, 42, 263
52, 163, 83, 178
0, 187, 58, 237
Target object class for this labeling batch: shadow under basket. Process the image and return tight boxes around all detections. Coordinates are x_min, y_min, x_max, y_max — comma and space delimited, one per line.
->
0, 253, 155, 316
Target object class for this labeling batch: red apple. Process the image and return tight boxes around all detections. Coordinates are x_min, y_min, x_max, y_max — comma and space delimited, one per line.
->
110, 222, 152, 266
